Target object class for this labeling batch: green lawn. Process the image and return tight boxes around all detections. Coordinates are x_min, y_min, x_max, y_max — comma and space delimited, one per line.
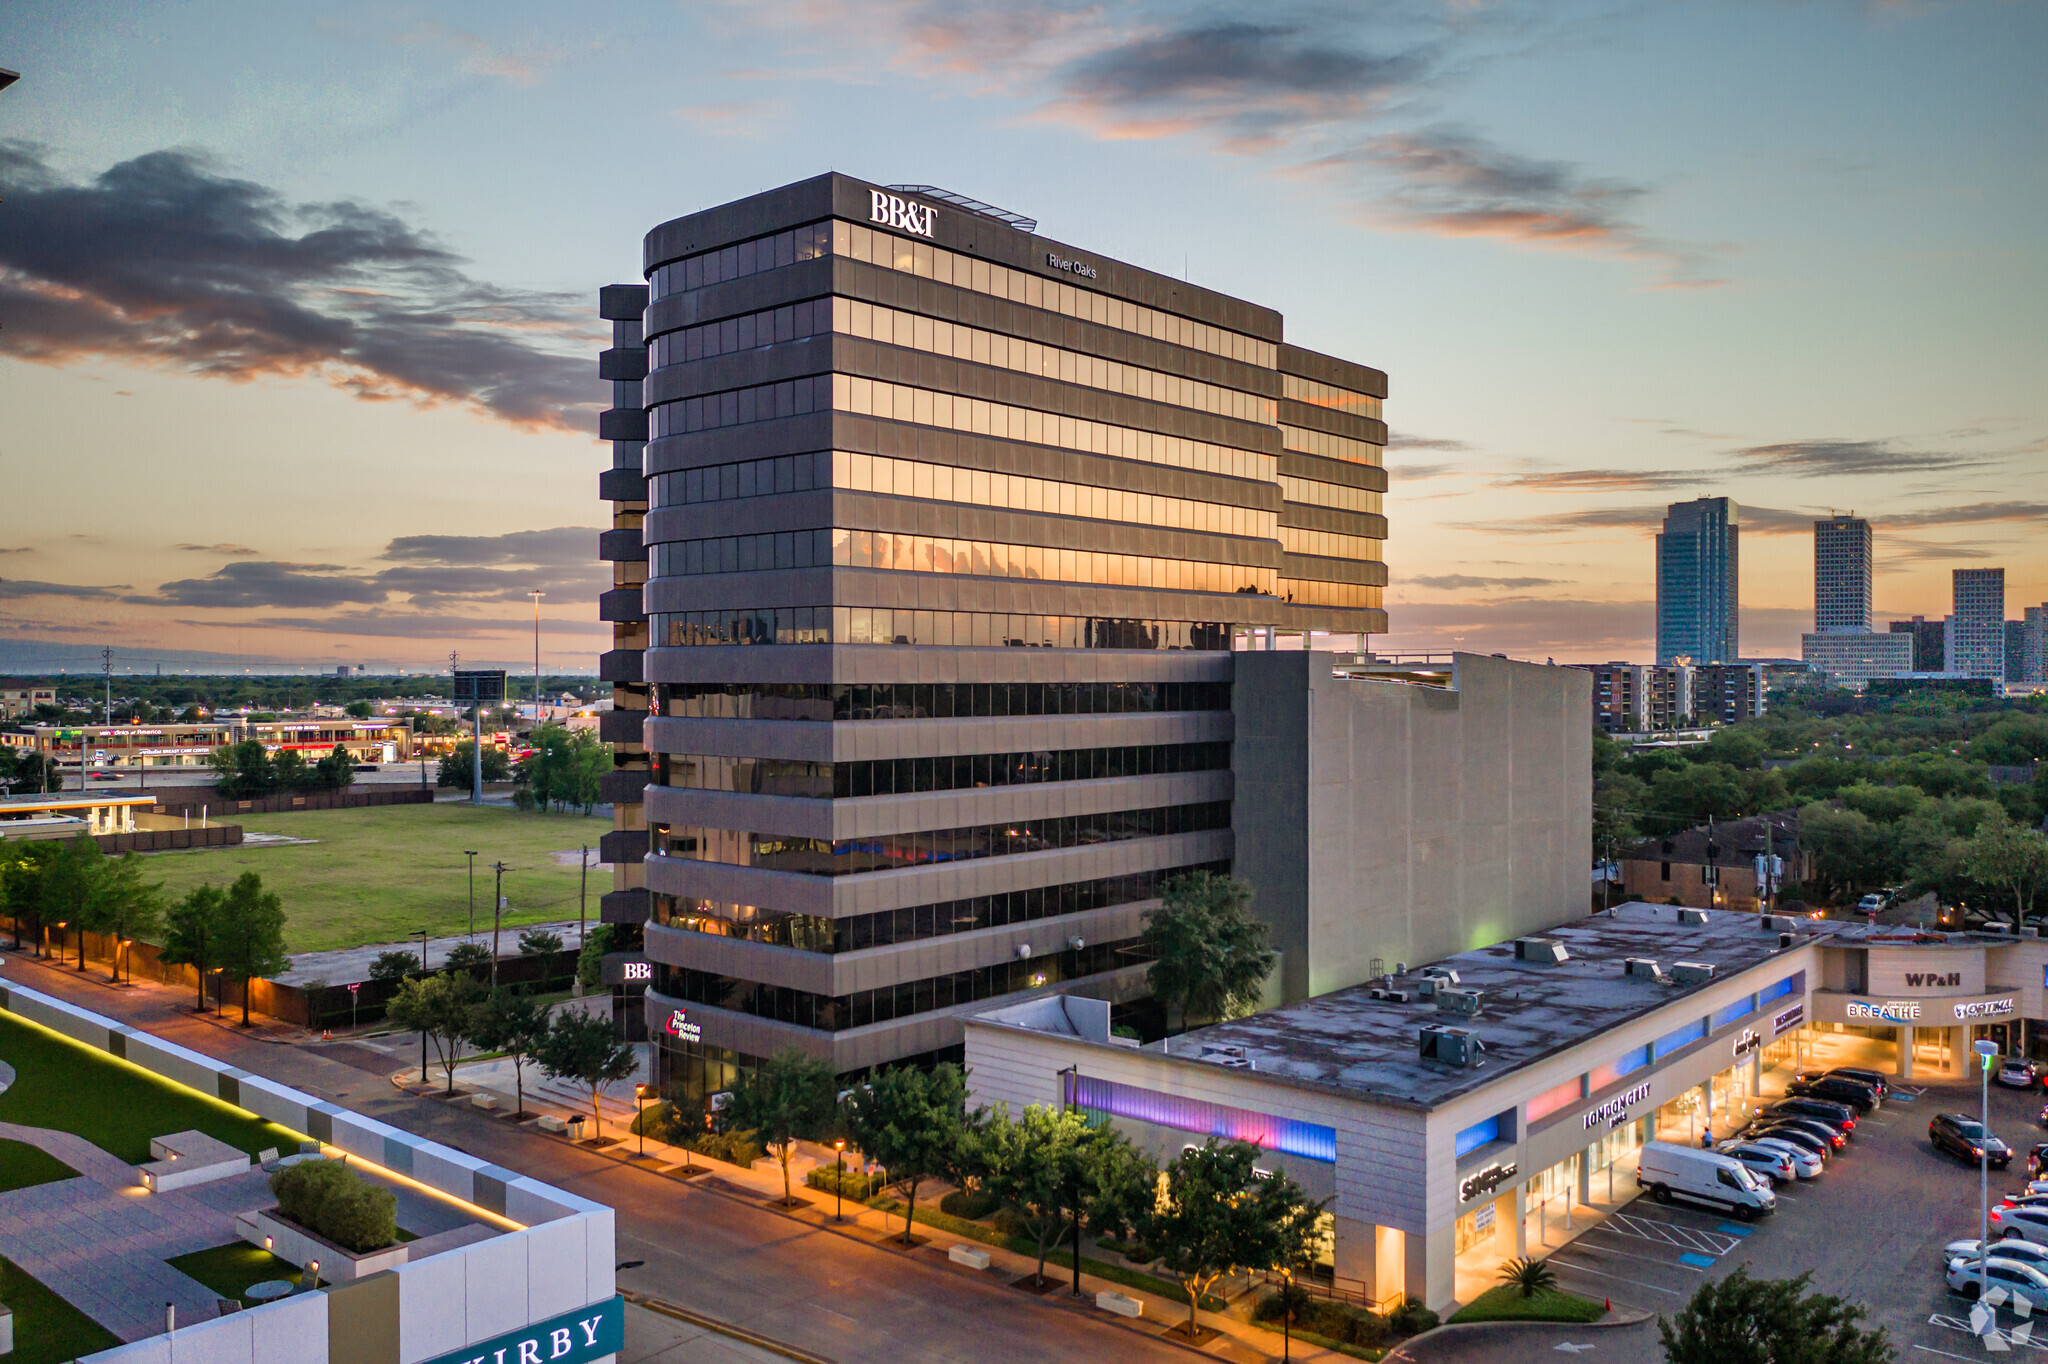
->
0, 1013, 304, 1164
0, 1254, 119, 1364
166, 1243, 300, 1303
140, 802, 609, 952
1449, 1284, 1607, 1324
0, 1139, 78, 1194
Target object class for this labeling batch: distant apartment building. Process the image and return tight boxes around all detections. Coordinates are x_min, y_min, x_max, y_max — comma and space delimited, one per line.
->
2023, 605, 2048, 686
1888, 616, 1946, 672
1645, 662, 1695, 728
0, 684, 56, 720
1656, 497, 1740, 663
1947, 568, 2007, 684
1801, 631, 1913, 690
2008, 620, 2028, 687
1695, 663, 1764, 725
1574, 661, 1646, 732
1812, 514, 1871, 632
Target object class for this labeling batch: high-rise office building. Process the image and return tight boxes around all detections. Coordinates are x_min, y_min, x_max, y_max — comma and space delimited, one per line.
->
616, 176, 1398, 1086
1888, 616, 1946, 672
1947, 568, 2007, 683
1656, 497, 1740, 663
1812, 514, 1871, 633
2022, 605, 2047, 686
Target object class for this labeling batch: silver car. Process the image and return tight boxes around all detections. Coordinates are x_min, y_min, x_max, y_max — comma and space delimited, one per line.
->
1948, 1238, 2048, 1275
1746, 1136, 1824, 1179
1946, 1255, 2048, 1308
1717, 1141, 1797, 1185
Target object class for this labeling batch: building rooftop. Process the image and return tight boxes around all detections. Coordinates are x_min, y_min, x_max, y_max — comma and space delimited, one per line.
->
1141, 903, 1832, 1112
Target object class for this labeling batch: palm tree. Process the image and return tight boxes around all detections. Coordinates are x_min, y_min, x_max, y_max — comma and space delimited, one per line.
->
1499, 1256, 1557, 1299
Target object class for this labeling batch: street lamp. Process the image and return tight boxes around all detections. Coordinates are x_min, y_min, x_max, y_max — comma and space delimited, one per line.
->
490, 863, 510, 987
1058, 1064, 1084, 1296
833, 1138, 847, 1222
1976, 1037, 2001, 1302
414, 929, 431, 1085
464, 850, 479, 942
528, 589, 544, 730
635, 1084, 650, 1158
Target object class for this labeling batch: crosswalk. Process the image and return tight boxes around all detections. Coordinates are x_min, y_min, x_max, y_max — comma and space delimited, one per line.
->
1591, 1211, 1742, 1259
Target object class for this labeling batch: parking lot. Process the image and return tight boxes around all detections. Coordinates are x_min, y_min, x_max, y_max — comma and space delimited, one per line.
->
1531, 1069, 2048, 1360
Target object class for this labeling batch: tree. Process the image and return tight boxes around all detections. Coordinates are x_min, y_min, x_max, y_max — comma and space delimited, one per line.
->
159, 884, 226, 1011
1965, 811, 2048, 925
387, 971, 486, 1093
1797, 803, 1883, 903
444, 942, 493, 977
344, 700, 375, 719
0, 840, 64, 953
723, 1047, 838, 1204
576, 924, 613, 989
438, 741, 512, 788
1499, 1256, 1557, 1299
78, 851, 163, 982
314, 744, 356, 790
214, 872, 291, 1026
1136, 1138, 1324, 1338
845, 1061, 972, 1243
517, 725, 611, 814
972, 1103, 1152, 1289
270, 748, 312, 792
518, 928, 564, 957
368, 949, 421, 984
1659, 1268, 1893, 1364
1142, 871, 1274, 1033
44, 834, 105, 970
467, 990, 549, 1117
533, 1008, 637, 1137
209, 739, 276, 799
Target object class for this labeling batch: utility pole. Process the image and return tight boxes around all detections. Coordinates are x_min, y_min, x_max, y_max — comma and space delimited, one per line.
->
491, 862, 509, 987
529, 589, 544, 732
465, 850, 479, 942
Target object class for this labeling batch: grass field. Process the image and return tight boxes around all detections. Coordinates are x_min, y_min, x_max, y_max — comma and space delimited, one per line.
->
1447, 1284, 1607, 1324
0, 1254, 119, 1364
0, 1013, 303, 1164
140, 802, 610, 953
0, 1139, 78, 1194
166, 1243, 300, 1303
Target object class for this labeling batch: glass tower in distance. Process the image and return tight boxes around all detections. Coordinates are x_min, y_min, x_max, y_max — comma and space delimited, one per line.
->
1812, 514, 1871, 633
1656, 496, 1740, 663
613, 176, 1388, 1093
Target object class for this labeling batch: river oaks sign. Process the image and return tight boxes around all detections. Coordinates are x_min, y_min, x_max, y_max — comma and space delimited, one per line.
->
1046, 252, 1098, 280
419, 1298, 623, 1364
870, 191, 936, 238
1583, 1082, 1653, 1131
1460, 1161, 1518, 1203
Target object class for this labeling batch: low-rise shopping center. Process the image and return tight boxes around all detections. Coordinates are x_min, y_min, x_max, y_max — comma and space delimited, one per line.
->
966, 902, 2048, 1313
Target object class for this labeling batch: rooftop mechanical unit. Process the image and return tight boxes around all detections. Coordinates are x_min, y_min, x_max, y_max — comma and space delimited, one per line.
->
1418, 1025, 1486, 1069
1514, 937, 1570, 965
1677, 908, 1710, 926
1370, 987, 1413, 1004
1624, 958, 1666, 982
1435, 988, 1485, 1017
1763, 915, 1797, 934
1669, 961, 1717, 985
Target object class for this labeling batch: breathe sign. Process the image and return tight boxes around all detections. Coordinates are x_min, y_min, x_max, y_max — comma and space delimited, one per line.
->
419, 1297, 623, 1364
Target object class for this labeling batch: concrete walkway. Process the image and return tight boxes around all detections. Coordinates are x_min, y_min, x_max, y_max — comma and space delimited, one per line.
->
0, 1121, 276, 1341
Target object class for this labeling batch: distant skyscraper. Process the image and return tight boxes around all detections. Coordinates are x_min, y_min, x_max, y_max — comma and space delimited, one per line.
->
1657, 497, 1740, 663
1812, 515, 1871, 633
1888, 616, 1945, 671
2023, 605, 2047, 685
1947, 568, 2007, 683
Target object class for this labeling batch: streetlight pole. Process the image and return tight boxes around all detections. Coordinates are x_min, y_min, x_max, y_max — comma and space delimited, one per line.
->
834, 1138, 847, 1222
1058, 1063, 1082, 1296
529, 589, 544, 731
491, 862, 509, 987
415, 928, 432, 1085
464, 850, 479, 942
1977, 1037, 2000, 1301
635, 1084, 649, 1158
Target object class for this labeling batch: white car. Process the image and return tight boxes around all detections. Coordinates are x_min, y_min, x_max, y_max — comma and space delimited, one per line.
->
1949, 1239, 2048, 1275
1946, 1255, 2048, 1308
1998, 1059, 2040, 1089
1990, 1204, 2048, 1241
1745, 1136, 1824, 1179
1858, 894, 1885, 913
1717, 1141, 1797, 1185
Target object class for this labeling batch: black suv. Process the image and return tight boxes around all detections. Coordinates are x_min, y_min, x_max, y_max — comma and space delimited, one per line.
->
1794, 1067, 1890, 1099
1765, 1097, 1858, 1134
1787, 1075, 1880, 1112
1932, 1113, 2013, 1169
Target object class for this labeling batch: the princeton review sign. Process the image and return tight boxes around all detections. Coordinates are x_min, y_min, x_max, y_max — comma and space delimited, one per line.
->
418, 1297, 623, 1364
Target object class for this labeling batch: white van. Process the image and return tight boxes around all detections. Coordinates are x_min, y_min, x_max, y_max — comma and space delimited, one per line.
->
1637, 1140, 1778, 1220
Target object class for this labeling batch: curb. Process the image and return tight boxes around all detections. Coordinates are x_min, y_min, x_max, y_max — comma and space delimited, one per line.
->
1384, 1309, 1656, 1361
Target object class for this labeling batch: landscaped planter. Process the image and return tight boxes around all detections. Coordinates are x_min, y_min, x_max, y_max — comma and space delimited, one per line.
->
234, 1207, 408, 1283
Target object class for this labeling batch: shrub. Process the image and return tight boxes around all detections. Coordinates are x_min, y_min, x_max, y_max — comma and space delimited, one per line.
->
1251, 1292, 1390, 1348
684, 1128, 764, 1167
270, 1160, 397, 1253
806, 1165, 885, 1201
368, 951, 420, 984
443, 943, 493, 977
1389, 1297, 1439, 1336
939, 1187, 1001, 1220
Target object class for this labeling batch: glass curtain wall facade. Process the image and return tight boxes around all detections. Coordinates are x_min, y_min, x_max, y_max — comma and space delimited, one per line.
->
618, 174, 1387, 1091
1656, 497, 1740, 664
1812, 515, 1871, 634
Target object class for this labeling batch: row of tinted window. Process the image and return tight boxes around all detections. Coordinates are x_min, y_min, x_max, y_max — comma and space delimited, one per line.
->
655, 801, 1231, 876
650, 863, 1228, 954
657, 936, 1149, 1032
649, 221, 832, 297
657, 681, 1232, 722
650, 608, 1234, 651
1277, 579, 1385, 610
668, 742, 1230, 800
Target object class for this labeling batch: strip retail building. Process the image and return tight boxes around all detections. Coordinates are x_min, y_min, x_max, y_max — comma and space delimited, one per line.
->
595, 174, 1592, 1090
966, 902, 2048, 1313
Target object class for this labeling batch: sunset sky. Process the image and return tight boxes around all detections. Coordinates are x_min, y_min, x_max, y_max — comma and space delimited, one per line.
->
2, 1, 2042, 672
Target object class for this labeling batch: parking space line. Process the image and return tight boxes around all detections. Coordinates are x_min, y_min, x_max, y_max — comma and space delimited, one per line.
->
1543, 1255, 1686, 1295
1592, 1211, 1742, 1258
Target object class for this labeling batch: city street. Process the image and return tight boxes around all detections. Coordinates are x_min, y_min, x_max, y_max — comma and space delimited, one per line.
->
0, 948, 1241, 1364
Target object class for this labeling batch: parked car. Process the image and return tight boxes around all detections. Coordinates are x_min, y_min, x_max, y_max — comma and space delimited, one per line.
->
1636, 1140, 1777, 1220
1745, 1136, 1825, 1179
1994, 1205, 2048, 1241
1765, 1096, 1858, 1131
1742, 1123, 1833, 1162
1999, 1059, 2041, 1090
1946, 1255, 2048, 1308
1786, 1075, 1880, 1111
2029, 1143, 2048, 1177
1797, 1067, 1891, 1100
1757, 1115, 1847, 1150
1716, 1142, 1797, 1186
1947, 1238, 2048, 1274
1999, 1191, 2048, 1210
1857, 893, 1885, 914
1932, 1113, 2014, 1169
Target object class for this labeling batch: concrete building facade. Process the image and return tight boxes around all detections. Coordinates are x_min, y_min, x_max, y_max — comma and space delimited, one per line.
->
1656, 498, 1740, 664
1889, 616, 1947, 672
1812, 515, 1871, 633
1799, 630, 1914, 690
1948, 568, 2007, 684
617, 176, 1403, 1093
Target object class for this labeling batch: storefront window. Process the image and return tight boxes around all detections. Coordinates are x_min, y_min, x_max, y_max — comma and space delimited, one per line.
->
1454, 1206, 1492, 1256
1589, 1117, 1647, 1202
